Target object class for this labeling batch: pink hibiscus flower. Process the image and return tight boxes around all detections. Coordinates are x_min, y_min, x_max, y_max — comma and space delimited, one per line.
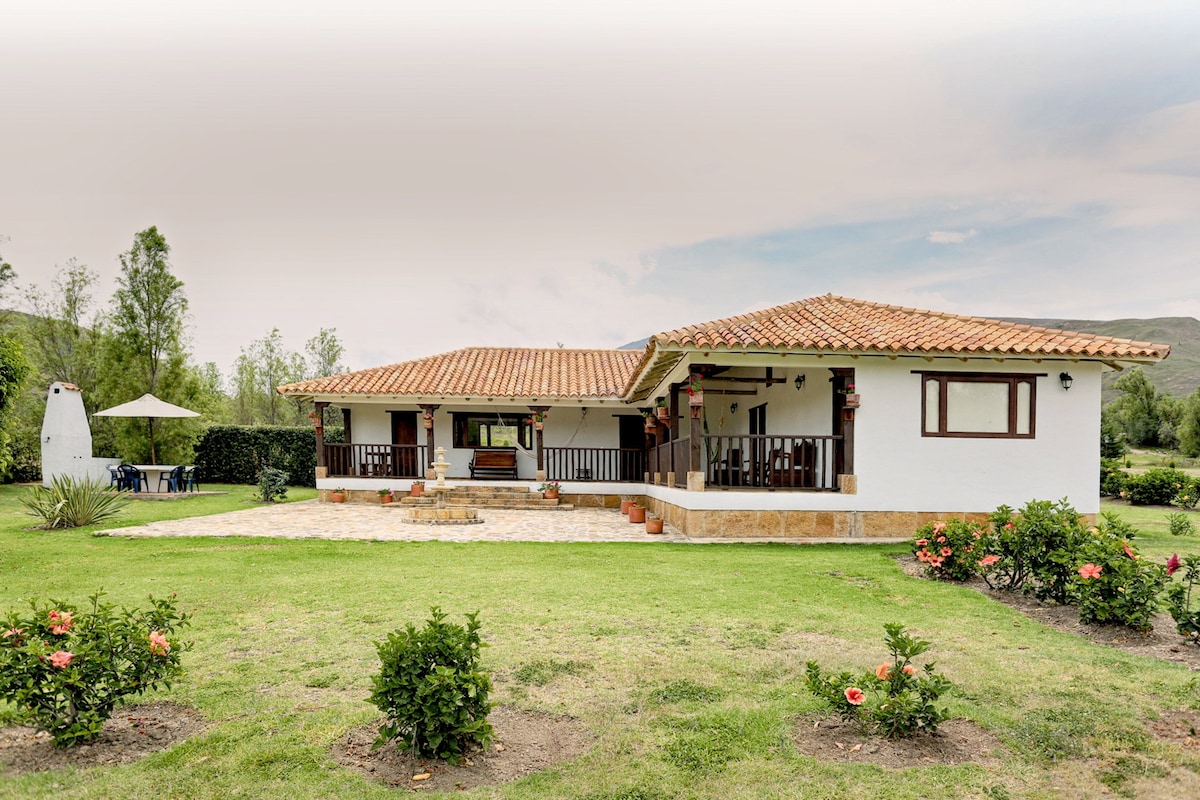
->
980, 554, 1001, 567
902, 664, 916, 676
1122, 541, 1138, 561
941, 547, 953, 557
1167, 553, 1181, 576
932, 522, 946, 535
48, 610, 73, 635
915, 538, 928, 547
844, 687, 865, 705
49, 650, 74, 668
876, 663, 892, 680
1078, 563, 1102, 580
148, 631, 171, 656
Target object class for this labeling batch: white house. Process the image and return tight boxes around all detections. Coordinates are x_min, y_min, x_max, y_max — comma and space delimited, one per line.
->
277, 294, 1170, 539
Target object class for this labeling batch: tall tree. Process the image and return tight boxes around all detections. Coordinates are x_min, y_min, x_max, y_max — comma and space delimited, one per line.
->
1108, 367, 1161, 447
99, 227, 197, 463
23, 259, 103, 389
232, 328, 306, 425
305, 327, 345, 378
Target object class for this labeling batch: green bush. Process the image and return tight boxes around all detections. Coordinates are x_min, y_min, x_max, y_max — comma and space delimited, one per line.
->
982, 499, 1090, 603
1123, 468, 1188, 506
1071, 517, 1166, 631
1165, 554, 1200, 644
1174, 477, 1200, 510
1099, 459, 1127, 498
20, 475, 131, 529
911, 518, 987, 581
1167, 512, 1196, 537
805, 623, 952, 739
194, 425, 342, 487
258, 467, 289, 503
368, 607, 493, 764
0, 593, 190, 747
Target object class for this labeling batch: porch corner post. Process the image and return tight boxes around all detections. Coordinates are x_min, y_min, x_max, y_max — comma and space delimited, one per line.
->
842, 408, 855, 476
418, 404, 440, 468
529, 405, 550, 475
689, 407, 703, 474
314, 401, 328, 469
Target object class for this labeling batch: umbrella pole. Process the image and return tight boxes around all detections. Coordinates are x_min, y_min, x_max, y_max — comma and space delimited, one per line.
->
148, 417, 157, 466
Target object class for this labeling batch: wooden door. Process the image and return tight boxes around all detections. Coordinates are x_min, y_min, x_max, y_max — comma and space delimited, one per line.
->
618, 415, 645, 481
390, 411, 419, 477
748, 403, 767, 486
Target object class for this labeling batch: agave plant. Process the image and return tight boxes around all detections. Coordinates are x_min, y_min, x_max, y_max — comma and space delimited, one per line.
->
20, 475, 132, 530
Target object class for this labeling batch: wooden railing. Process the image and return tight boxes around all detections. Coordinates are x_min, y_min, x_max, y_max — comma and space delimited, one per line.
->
702, 434, 842, 489
324, 444, 427, 478
544, 447, 645, 482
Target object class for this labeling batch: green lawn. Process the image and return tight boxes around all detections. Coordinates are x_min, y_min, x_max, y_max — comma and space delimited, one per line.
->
0, 486, 1198, 799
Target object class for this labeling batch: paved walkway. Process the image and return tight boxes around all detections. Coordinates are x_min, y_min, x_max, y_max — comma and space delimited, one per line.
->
103, 501, 692, 543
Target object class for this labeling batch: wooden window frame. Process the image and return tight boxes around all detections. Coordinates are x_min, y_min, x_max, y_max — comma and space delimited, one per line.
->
451, 412, 533, 449
914, 371, 1044, 439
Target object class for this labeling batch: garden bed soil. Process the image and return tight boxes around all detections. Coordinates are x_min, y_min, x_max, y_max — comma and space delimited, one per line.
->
792, 716, 1004, 769
331, 705, 592, 792
0, 702, 205, 775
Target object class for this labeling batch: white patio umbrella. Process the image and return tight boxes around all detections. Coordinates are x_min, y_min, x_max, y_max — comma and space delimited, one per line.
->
94, 393, 200, 465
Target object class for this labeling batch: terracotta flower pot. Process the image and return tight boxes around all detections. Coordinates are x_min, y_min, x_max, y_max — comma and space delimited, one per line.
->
544, 489, 559, 500
330, 492, 346, 504
411, 485, 425, 497
621, 499, 636, 516
646, 517, 664, 534
380, 494, 393, 505
655, 407, 669, 420
628, 506, 646, 523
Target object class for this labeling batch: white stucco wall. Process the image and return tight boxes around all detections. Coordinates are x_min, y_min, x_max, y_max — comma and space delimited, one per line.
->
40, 382, 121, 485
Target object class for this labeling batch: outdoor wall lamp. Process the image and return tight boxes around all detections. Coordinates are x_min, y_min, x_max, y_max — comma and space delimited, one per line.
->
1059, 372, 1073, 391
794, 374, 806, 391
729, 402, 738, 413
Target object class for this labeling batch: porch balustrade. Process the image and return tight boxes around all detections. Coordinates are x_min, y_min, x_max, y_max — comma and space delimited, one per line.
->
324, 443, 427, 478
544, 447, 645, 482
703, 434, 842, 489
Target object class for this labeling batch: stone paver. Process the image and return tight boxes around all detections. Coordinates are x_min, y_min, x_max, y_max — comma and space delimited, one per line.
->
103, 501, 690, 543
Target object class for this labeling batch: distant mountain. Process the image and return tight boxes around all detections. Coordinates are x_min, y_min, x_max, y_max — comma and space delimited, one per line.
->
618, 317, 1200, 402
1004, 317, 1200, 402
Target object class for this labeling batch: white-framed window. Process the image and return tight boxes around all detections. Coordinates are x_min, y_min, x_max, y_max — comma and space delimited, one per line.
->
916, 372, 1042, 439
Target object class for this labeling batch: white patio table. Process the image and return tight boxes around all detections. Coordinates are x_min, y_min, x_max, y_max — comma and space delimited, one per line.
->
132, 465, 180, 493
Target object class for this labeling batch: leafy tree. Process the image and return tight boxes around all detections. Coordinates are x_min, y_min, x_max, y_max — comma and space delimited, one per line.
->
97, 227, 198, 464
1156, 394, 1185, 450
232, 328, 306, 425
1099, 408, 1126, 459
1178, 388, 1200, 458
0, 334, 31, 478
305, 327, 345, 379
1108, 367, 1161, 447
22, 260, 103, 389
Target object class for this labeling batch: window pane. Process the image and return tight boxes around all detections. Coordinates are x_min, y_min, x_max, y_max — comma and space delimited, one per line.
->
924, 379, 940, 433
1016, 381, 1031, 435
946, 381, 1009, 433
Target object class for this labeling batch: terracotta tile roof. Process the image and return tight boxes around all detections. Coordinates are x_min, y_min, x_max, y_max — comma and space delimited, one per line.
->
649, 294, 1172, 360
278, 347, 644, 399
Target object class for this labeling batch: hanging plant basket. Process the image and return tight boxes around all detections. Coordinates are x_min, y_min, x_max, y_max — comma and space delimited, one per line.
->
844, 394, 861, 409
688, 390, 704, 407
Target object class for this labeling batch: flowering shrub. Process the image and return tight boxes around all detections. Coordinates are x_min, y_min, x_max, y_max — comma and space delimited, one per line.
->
1165, 554, 1200, 644
1070, 519, 1166, 631
981, 499, 1090, 602
1123, 468, 1189, 506
804, 623, 953, 739
1099, 459, 1127, 498
1174, 478, 1200, 510
368, 607, 493, 764
0, 593, 190, 747
910, 518, 987, 581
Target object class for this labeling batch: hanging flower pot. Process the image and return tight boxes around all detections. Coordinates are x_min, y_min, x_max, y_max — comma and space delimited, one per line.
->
655, 406, 670, 421
646, 517, 664, 534
628, 505, 646, 523
844, 393, 861, 409
534, 421, 544, 431
644, 417, 656, 433
688, 390, 703, 407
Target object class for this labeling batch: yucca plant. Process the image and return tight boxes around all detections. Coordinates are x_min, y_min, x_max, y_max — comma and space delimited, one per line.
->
21, 475, 132, 530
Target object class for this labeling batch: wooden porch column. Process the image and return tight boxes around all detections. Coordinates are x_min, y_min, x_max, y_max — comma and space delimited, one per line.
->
314, 401, 328, 468
842, 409, 855, 476
689, 405, 703, 474
528, 405, 550, 477
418, 404, 440, 469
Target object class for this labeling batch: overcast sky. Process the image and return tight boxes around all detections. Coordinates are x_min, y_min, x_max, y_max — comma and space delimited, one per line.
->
3, 1, 1199, 379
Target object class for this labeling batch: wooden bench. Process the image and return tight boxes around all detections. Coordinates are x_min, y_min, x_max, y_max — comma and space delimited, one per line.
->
468, 448, 518, 479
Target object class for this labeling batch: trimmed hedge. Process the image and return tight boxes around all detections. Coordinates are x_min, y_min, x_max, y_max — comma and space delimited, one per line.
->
194, 425, 342, 487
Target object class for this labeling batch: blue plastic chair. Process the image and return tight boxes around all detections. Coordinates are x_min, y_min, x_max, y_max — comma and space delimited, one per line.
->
118, 464, 148, 493
158, 465, 185, 493
182, 466, 199, 492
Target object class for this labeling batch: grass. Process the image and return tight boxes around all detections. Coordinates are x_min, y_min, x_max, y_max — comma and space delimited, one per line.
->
0, 485, 1198, 798
1121, 447, 1200, 477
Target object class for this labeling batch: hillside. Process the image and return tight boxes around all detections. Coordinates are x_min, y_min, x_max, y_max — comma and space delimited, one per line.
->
1005, 317, 1200, 402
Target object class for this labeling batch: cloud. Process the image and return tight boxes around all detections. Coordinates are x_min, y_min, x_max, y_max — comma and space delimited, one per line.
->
926, 229, 978, 244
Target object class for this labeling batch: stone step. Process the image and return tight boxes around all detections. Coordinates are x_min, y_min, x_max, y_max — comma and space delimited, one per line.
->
388, 502, 575, 512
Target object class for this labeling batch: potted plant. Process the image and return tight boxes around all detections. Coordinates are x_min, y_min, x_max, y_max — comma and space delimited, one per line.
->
329, 487, 347, 503
628, 505, 647, 523
539, 480, 560, 500
687, 376, 704, 406
655, 399, 669, 421
646, 515, 664, 534
840, 382, 860, 408
643, 411, 657, 433
378, 488, 393, 505
422, 412, 435, 430
621, 498, 637, 516
530, 411, 546, 431
410, 480, 425, 497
